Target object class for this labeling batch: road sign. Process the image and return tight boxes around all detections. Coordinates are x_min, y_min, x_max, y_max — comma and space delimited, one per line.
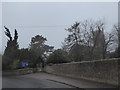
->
20, 62, 28, 67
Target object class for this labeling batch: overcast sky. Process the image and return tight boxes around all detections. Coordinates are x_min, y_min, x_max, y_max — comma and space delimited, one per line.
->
1, 2, 118, 54
0, 2, 2, 54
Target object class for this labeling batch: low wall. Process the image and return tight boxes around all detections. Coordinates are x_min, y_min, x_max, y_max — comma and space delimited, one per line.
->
2, 68, 33, 76
45, 58, 120, 86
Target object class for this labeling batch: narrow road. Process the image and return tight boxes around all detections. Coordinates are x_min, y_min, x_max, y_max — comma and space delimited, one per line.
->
2, 72, 118, 89
2, 75, 74, 88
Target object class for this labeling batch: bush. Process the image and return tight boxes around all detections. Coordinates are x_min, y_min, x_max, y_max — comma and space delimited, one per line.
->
47, 49, 69, 64
10, 59, 20, 70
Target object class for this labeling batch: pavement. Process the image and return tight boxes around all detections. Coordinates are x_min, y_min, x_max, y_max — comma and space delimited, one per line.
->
2, 72, 118, 89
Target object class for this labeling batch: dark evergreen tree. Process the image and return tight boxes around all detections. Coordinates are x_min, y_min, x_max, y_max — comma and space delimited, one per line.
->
29, 35, 54, 71
2, 26, 19, 70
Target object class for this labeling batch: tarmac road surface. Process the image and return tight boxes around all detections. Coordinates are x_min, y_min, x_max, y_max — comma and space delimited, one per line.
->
2, 75, 74, 88
2, 72, 118, 90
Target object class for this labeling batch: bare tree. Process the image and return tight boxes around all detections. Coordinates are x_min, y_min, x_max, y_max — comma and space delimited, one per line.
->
62, 20, 114, 61
114, 25, 120, 57
114, 25, 120, 46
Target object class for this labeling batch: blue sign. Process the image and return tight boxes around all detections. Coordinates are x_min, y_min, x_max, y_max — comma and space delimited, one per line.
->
20, 62, 28, 67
